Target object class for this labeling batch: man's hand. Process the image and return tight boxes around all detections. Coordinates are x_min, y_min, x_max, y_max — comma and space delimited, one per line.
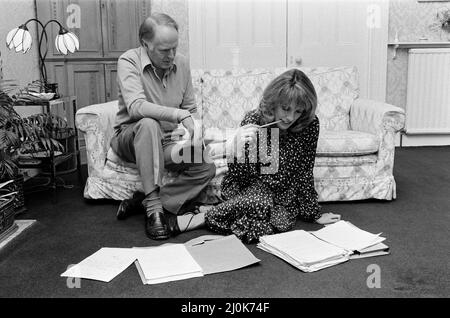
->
181, 115, 195, 140
315, 213, 341, 225
170, 128, 186, 141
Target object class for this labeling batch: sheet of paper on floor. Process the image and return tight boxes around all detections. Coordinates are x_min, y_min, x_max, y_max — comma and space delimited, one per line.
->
60, 248, 137, 282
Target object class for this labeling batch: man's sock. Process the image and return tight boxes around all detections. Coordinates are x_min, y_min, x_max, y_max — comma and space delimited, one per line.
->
177, 212, 206, 232
142, 189, 163, 217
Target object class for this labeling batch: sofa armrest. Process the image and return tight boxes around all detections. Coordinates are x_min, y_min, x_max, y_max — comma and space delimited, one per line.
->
350, 98, 405, 136
350, 99, 405, 177
75, 100, 119, 177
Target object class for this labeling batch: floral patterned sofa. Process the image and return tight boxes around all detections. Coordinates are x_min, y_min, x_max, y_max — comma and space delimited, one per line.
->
75, 66, 405, 203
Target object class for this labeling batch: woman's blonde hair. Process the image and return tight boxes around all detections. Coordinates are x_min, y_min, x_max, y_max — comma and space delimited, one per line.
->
258, 69, 317, 133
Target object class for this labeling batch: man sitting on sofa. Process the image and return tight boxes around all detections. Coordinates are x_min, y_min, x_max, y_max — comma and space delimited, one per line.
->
110, 13, 216, 240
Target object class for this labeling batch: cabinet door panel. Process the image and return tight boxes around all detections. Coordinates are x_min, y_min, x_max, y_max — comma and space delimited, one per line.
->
101, 0, 141, 57
46, 62, 72, 125
67, 63, 105, 162
105, 63, 118, 102
67, 64, 106, 110
46, 61, 68, 98
36, 0, 103, 58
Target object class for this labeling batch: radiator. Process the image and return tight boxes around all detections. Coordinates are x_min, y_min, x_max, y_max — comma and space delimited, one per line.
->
405, 48, 450, 135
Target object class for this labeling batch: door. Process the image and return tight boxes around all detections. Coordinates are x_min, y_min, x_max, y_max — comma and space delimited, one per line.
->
287, 0, 388, 100
189, 0, 388, 100
189, 0, 287, 69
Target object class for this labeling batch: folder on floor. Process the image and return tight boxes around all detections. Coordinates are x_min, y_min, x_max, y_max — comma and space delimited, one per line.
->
134, 244, 203, 285
185, 234, 261, 275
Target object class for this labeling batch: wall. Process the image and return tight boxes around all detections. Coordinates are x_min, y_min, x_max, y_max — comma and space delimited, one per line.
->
0, 0, 40, 88
386, 0, 450, 109
5, 0, 444, 109
151, 0, 190, 58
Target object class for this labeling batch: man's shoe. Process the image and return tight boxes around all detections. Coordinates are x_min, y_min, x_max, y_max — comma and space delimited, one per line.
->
117, 199, 132, 220
116, 191, 146, 220
145, 211, 170, 240
165, 212, 181, 237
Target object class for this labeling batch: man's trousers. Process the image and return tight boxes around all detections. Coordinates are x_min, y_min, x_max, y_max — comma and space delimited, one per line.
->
110, 117, 216, 215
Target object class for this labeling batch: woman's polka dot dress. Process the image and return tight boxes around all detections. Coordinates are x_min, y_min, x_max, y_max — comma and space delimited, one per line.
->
205, 110, 322, 243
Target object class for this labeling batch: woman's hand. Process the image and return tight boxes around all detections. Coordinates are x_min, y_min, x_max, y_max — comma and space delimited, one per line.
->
181, 116, 195, 140
226, 124, 259, 159
315, 212, 341, 225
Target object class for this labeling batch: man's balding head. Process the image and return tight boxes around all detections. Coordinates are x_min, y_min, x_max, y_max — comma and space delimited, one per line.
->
139, 13, 179, 46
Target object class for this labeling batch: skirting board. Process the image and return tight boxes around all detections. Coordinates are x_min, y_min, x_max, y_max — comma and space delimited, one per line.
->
0, 220, 36, 251
398, 134, 450, 147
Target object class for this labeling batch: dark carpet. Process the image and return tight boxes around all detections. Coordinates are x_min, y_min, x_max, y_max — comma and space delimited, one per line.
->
0, 146, 449, 298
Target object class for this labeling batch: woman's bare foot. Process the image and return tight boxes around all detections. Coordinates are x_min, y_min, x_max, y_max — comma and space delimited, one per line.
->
198, 205, 215, 214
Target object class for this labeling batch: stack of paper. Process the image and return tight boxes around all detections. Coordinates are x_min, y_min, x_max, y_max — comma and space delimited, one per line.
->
311, 221, 389, 258
134, 244, 204, 285
349, 242, 390, 259
258, 230, 350, 272
257, 221, 390, 272
312, 221, 385, 251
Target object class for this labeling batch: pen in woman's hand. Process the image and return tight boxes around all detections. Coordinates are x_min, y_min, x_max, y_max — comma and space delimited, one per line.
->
258, 120, 282, 128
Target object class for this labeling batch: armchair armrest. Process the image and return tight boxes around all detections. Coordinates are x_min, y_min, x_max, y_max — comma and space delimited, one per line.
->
350, 99, 405, 180
75, 100, 119, 133
350, 98, 405, 136
75, 100, 119, 177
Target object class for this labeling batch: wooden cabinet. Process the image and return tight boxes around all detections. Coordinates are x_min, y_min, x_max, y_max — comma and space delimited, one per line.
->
37, 0, 151, 106
37, 0, 151, 163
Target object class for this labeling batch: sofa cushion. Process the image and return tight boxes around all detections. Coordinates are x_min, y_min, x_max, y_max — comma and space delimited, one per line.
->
317, 130, 379, 157
315, 154, 378, 167
205, 128, 379, 159
201, 69, 275, 133
200, 66, 359, 135
304, 67, 359, 131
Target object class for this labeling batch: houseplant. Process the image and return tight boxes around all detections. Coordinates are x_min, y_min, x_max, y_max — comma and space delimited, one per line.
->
1, 80, 70, 208
8, 80, 69, 166
0, 81, 30, 213
429, 6, 450, 41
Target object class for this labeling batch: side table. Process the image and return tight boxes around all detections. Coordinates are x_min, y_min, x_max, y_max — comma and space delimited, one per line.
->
16, 96, 82, 201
